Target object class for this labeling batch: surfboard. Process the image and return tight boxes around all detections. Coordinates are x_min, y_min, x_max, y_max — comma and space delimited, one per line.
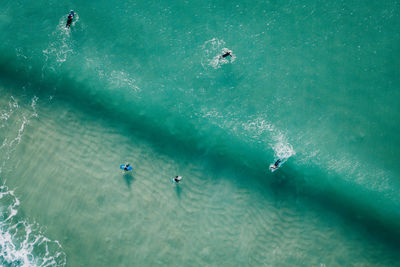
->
120, 165, 133, 171
269, 164, 279, 172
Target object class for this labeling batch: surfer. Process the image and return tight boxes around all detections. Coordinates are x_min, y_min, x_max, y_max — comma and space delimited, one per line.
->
270, 159, 281, 170
66, 10, 74, 28
123, 164, 131, 171
219, 51, 232, 59
173, 176, 182, 183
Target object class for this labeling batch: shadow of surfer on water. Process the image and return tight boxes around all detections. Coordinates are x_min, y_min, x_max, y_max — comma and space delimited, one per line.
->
175, 183, 182, 199
123, 172, 135, 188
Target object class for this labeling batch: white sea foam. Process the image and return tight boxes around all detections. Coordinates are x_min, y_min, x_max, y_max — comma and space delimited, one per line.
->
0, 96, 23, 174
0, 96, 39, 173
109, 70, 140, 92
324, 151, 394, 195
271, 135, 296, 164
0, 186, 66, 267
15, 48, 29, 60
243, 117, 274, 138
0, 96, 18, 126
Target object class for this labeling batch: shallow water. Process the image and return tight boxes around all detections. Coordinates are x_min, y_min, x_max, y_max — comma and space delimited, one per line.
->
1, 0, 400, 266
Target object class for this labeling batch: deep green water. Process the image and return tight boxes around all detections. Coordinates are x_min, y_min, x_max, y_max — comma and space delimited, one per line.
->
1, 0, 400, 266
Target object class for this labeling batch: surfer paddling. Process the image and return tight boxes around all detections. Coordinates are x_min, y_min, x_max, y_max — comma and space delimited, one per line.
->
270, 159, 282, 171
219, 51, 232, 59
66, 10, 74, 28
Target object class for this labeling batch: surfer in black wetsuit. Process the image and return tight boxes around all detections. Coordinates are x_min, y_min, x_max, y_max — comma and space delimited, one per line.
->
66, 11, 74, 28
174, 176, 182, 183
219, 51, 232, 59
123, 164, 131, 171
270, 159, 281, 170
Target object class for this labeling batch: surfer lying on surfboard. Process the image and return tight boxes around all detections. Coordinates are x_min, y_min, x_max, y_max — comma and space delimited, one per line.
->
172, 176, 182, 183
219, 51, 232, 59
269, 159, 282, 171
120, 163, 133, 171
66, 10, 74, 28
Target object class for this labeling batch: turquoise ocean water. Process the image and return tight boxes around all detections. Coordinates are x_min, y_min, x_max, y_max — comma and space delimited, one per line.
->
1, 0, 400, 266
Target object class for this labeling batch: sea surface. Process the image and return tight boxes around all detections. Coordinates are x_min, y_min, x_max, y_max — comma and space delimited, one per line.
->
1, 0, 400, 266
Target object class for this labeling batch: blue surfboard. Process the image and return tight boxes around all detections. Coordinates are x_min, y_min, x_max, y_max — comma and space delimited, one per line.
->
120, 164, 133, 171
